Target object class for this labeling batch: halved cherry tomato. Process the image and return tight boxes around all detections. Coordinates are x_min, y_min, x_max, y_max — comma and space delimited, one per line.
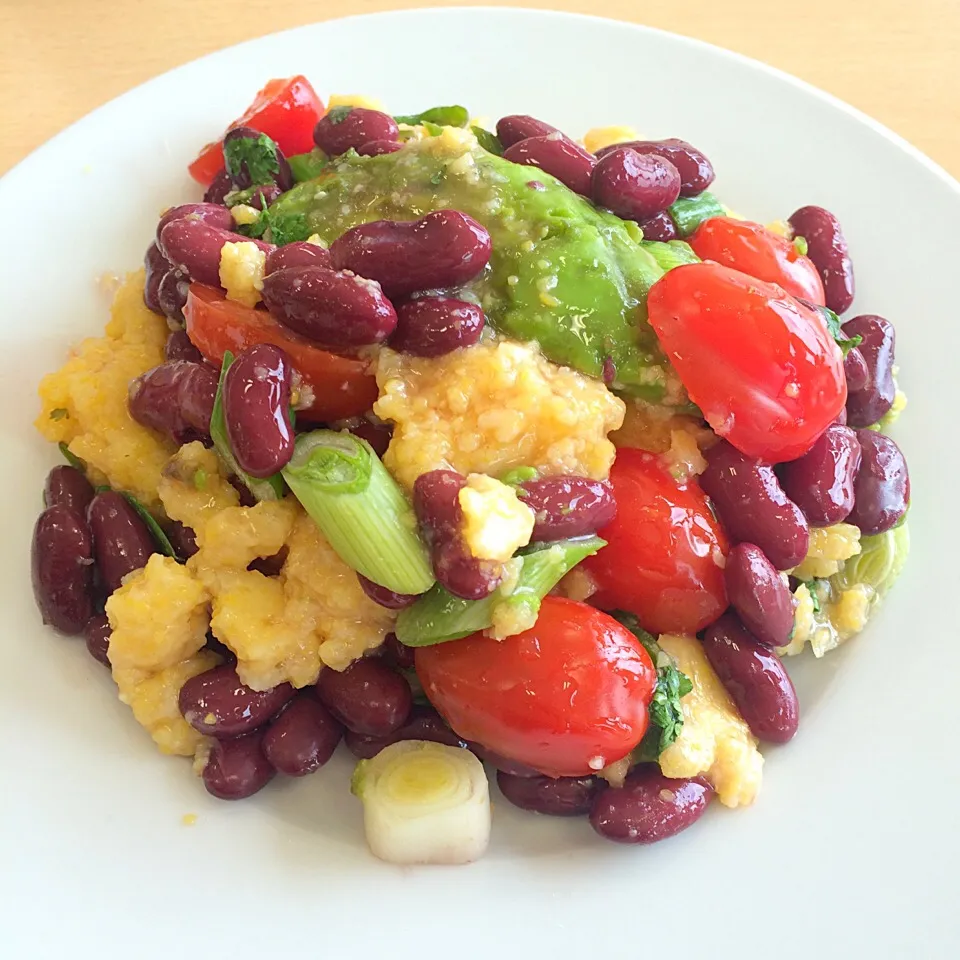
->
183, 284, 377, 421
415, 597, 656, 778
188, 76, 325, 186
689, 216, 825, 305
584, 448, 728, 636
647, 262, 846, 462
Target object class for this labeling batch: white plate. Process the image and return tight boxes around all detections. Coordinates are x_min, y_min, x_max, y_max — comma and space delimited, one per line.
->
2, 8, 957, 958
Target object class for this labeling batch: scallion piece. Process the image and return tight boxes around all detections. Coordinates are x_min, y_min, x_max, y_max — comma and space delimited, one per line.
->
395, 536, 605, 647
288, 148, 330, 182
394, 105, 469, 128
471, 125, 504, 155
281, 429, 434, 595
668, 191, 724, 237
210, 351, 285, 502
121, 492, 180, 561
58, 441, 86, 472
641, 239, 700, 272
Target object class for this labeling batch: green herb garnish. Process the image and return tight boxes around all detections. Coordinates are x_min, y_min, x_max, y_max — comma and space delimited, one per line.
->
394, 105, 469, 128
224, 132, 281, 187
58, 441, 86, 472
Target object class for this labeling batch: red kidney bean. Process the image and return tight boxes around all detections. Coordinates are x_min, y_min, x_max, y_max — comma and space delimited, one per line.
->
497, 770, 602, 816
390, 297, 485, 357
358, 139, 404, 156
203, 169, 234, 205
159, 218, 272, 288
469, 744, 541, 777
788, 205, 855, 313
589, 766, 713, 844
381, 632, 416, 671
86, 492, 155, 593
843, 347, 869, 394
246, 183, 283, 210
128, 360, 219, 445
343, 704, 468, 759
260, 265, 398, 348
315, 658, 412, 736
156, 203, 234, 243
702, 612, 799, 743
44, 465, 95, 516
165, 520, 198, 560
780, 424, 862, 527
638, 209, 679, 242
518, 477, 617, 542
330, 210, 492, 298
83, 613, 112, 667
848, 431, 910, 535
165, 329, 204, 364
157, 269, 189, 324
202, 730, 276, 800
313, 107, 399, 156
222, 343, 295, 478
591, 148, 681, 222
598, 139, 715, 198
143, 242, 170, 314
32, 506, 94, 634
700, 441, 809, 570
265, 241, 332, 275
203, 633, 237, 665
495, 114, 559, 149
248, 547, 288, 578
502, 134, 595, 196
724, 543, 794, 648
179, 665, 294, 737
413, 469, 502, 600
262, 696, 343, 776
329, 416, 393, 457
841, 315, 896, 427
834, 406, 848, 426
357, 573, 420, 609
223, 125, 294, 191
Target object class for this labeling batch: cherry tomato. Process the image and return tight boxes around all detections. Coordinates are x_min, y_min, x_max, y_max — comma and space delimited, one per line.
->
583, 448, 728, 636
183, 284, 377, 422
188, 76, 325, 186
647, 262, 846, 462
415, 597, 656, 778
688, 216, 826, 305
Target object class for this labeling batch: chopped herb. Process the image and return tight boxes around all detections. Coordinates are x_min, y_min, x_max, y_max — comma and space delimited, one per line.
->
803, 579, 826, 614
429, 169, 445, 186
121, 492, 180, 560
471, 126, 503, 156
49, 408, 69, 421
806, 301, 864, 356
58, 442, 86, 472
394, 105, 469, 127
241, 205, 310, 246
224, 133, 281, 187
793, 235, 809, 256
325, 106, 353, 125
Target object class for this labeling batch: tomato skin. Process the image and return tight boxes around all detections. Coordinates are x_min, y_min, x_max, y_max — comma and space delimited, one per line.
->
415, 597, 656, 778
689, 216, 826, 305
647, 262, 846, 462
183, 284, 377, 421
188, 76, 325, 186
584, 449, 729, 636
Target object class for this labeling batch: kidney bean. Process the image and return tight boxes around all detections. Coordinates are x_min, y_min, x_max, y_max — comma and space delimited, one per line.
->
143, 242, 170, 314
589, 765, 713, 844
203, 169, 233, 205
313, 107, 399, 156
843, 347, 869, 393
841, 315, 896, 427
788, 205, 855, 313
83, 613, 112, 667
223, 125, 294, 191
598, 139, 715, 197
503, 134, 595, 197
495, 115, 560, 148
343, 704, 468, 759
44, 465, 95, 515
413, 469, 502, 600
262, 696, 343, 776
330, 210, 492, 298
159, 218, 272, 288
329, 416, 393, 457
357, 573, 420, 609
179, 665, 294, 737
260, 265, 398, 348
469, 743, 541, 777
638, 209, 679, 242
724, 544, 794, 648
202, 730, 276, 800
32, 506, 94, 634
86, 492, 155, 593
164, 330, 201, 365
315, 658, 412, 736
700, 441, 809, 570
128, 360, 218, 445
834, 407, 848, 426
381, 632, 416, 670
497, 770, 602, 816
222, 343, 295, 478
391, 297, 485, 357
157, 269, 189, 323
702, 612, 799, 743
248, 547, 288, 578
246, 184, 283, 210
204, 633, 237, 665
591, 148, 681, 222
780, 424, 862, 526
848, 431, 910, 535
358, 139, 404, 156
265, 241, 332, 275
165, 520, 198, 561
518, 477, 617, 542
156, 203, 234, 243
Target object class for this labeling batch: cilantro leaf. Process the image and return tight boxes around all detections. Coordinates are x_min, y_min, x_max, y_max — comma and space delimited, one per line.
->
472, 126, 503, 156
239, 203, 310, 247
802, 300, 863, 356
224, 133, 281, 187
325, 106, 353, 125
394, 105, 469, 127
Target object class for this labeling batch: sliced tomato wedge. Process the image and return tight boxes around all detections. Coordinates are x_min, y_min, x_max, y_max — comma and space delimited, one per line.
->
188, 76, 326, 186
183, 284, 377, 422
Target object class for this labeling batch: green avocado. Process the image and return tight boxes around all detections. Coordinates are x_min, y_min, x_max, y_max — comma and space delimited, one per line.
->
269, 132, 680, 401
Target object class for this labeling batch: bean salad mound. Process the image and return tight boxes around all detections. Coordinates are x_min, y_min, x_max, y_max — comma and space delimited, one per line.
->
31, 77, 910, 864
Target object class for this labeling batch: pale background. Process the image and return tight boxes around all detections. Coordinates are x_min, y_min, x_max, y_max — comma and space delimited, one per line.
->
0, 0, 957, 178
